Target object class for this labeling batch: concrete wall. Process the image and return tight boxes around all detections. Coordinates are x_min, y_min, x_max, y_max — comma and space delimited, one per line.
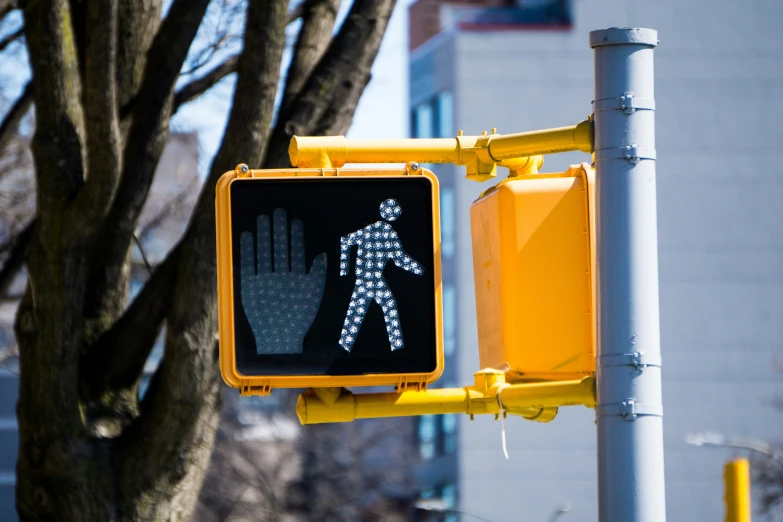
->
409, 0, 783, 520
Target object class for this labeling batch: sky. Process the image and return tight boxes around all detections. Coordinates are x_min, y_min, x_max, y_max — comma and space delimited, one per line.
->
173, 0, 416, 174
0, 1, 414, 175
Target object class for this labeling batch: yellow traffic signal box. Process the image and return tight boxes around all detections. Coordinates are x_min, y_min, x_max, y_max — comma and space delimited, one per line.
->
216, 164, 444, 395
470, 164, 596, 382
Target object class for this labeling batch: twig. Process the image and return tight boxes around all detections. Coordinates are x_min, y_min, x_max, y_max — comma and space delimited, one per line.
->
132, 233, 152, 276
686, 432, 783, 461
0, 26, 22, 52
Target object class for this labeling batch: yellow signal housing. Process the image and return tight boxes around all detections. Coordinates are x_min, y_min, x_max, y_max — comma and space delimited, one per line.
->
215, 164, 444, 395
470, 163, 596, 382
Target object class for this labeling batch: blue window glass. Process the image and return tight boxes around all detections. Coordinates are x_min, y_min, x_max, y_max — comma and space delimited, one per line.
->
442, 414, 457, 454
441, 483, 457, 508
414, 103, 434, 139
436, 91, 454, 138
440, 187, 455, 259
418, 414, 437, 460
443, 284, 456, 356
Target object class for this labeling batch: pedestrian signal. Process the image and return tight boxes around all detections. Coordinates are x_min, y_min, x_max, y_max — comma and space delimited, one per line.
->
470, 164, 596, 382
216, 165, 443, 395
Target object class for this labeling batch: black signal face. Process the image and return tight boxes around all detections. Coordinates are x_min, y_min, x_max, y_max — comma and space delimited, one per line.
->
228, 175, 440, 378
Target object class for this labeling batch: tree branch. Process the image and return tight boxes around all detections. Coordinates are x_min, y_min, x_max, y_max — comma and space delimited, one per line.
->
66, 0, 121, 231
264, 0, 397, 168
0, 81, 32, 154
0, 0, 16, 21
280, 0, 341, 113
15, 0, 85, 455
287, 1, 305, 24
82, 0, 210, 341
172, 53, 239, 113
0, 26, 22, 52
82, 245, 180, 398
311, 70, 371, 136
0, 219, 32, 297
116, 0, 163, 138
115, 0, 290, 507
113, 0, 210, 228
136, 175, 199, 243
22, 0, 85, 215
686, 432, 783, 461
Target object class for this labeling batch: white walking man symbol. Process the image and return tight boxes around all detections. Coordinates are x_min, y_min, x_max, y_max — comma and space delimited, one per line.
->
339, 198, 424, 352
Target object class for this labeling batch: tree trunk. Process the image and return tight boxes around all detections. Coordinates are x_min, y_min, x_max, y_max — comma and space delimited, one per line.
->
9, 0, 397, 518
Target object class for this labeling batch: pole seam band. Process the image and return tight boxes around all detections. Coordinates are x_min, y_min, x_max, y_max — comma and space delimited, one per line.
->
594, 144, 656, 163
597, 352, 661, 371
597, 399, 663, 421
593, 92, 655, 114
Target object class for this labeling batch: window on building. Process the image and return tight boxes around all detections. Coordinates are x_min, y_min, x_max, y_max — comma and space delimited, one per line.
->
420, 488, 435, 500
441, 483, 457, 506
414, 103, 434, 139
443, 284, 456, 356
418, 414, 437, 460
414, 91, 453, 140
441, 413, 457, 454
436, 91, 454, 138
440, 187, 455, 259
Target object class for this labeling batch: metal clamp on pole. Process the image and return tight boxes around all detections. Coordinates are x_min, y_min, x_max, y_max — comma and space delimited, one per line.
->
593, 92, 655, 114
594, 144, 657, 164
596, 399, 663, 421
597, 352, 662, 371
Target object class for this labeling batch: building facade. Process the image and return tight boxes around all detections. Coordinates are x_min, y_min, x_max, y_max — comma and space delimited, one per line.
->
409, 0, 783, 520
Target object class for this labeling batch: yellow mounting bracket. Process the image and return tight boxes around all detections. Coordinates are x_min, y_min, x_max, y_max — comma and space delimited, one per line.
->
288, 120, 593, 182
456, 130, 497, 181
295, 369, 596, 425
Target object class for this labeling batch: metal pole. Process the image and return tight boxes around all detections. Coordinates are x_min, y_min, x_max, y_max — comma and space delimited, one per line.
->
590, 28, 666, 521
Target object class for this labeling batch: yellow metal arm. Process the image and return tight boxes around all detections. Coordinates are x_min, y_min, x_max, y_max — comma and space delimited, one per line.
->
489, 121, 593, 159
288, 120, 593, 181
296, 370, 595, 425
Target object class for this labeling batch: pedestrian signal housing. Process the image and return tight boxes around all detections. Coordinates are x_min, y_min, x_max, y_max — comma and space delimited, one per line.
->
470, 164, 596, 382
216, 164, 443, 395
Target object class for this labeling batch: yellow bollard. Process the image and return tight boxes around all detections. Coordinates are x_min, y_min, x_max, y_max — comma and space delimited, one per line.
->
724, 458, 752, 522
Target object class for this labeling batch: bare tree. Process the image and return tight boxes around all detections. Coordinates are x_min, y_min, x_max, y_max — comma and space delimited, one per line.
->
288, 419, 418, 521
194, 390, 302, 522
0, 87, 33, 366
195, 391, 417, 522
0, 0, 396, 519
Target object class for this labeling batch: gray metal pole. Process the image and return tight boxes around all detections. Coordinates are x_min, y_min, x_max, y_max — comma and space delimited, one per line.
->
590, 28, 666, 522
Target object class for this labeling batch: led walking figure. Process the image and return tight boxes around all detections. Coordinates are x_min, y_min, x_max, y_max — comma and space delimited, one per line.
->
339, 199, 424, 352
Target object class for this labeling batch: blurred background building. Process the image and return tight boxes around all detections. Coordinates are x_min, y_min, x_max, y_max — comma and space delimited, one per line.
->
409, 0, 783, 520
